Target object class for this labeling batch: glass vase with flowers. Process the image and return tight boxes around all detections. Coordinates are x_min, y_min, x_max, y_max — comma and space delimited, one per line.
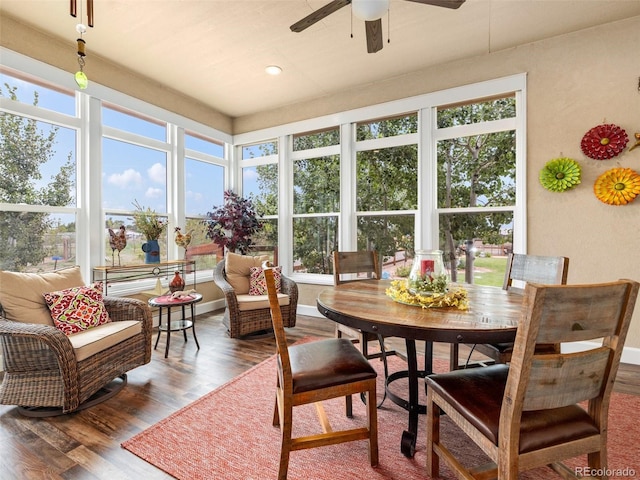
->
408, 249, 449, 295
131, 200, 168, 263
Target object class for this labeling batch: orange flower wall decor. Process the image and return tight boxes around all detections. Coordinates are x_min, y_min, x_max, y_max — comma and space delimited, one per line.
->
593, 167, 640, 206
581, 123, 628, 160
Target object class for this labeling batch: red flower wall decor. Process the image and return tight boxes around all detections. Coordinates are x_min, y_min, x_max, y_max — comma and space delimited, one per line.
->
581, 123, 628, 160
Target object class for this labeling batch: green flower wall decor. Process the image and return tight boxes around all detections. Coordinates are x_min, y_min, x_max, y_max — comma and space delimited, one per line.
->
539, 157, 581, 192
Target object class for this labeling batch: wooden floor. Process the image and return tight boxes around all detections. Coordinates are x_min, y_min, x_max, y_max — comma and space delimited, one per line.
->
1, 311, 638, 479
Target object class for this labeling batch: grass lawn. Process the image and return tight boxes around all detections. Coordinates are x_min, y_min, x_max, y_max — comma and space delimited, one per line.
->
458, 256, 508, 288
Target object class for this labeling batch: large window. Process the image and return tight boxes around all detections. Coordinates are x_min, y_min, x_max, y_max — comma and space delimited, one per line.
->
292, 128, 340, 274
1, 63, 230, 286
0, 69, 78, 272
235, 75, 526, 285
2, 54, 525, 293
241, 140, 279, 261
435, 96, 517, 285
184, 132, 225, 270
102, 106, 170, 264
356, 114, 418, 280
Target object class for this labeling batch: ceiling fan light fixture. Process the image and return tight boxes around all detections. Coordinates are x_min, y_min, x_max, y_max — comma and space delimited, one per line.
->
265, 65, 283, 75
352, 0, 390, 21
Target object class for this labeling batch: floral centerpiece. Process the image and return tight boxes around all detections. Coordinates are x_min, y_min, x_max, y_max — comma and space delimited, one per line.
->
386, 280, 468, 310
132, 200, 167, 240
408, 272, 449, 295
203, 190, 262, 255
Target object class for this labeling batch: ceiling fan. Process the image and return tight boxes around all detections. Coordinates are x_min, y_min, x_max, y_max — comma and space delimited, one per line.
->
290, 0, 466, 54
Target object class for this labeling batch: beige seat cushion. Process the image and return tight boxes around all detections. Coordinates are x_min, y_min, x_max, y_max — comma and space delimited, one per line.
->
236, 293, 290, 311
68, 320, 142, 362
0, 267, 85, 326
224, 252, 269, 294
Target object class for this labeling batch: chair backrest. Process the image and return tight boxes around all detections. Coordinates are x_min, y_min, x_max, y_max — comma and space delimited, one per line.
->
263, 263, 292, 390
503, 253, 569, 291
332, 251, 381, 286
502, 280, 638, 432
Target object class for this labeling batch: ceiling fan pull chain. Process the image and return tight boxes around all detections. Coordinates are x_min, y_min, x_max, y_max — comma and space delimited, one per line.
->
387, 8, 390, 44
350, 7, 354, 38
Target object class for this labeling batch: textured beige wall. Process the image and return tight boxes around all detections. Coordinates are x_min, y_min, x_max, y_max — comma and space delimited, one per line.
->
2, 14, 639, 348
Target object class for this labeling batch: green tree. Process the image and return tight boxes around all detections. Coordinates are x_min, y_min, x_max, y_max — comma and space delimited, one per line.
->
247, 103, 515, 280
355, 115, 418, 267
437, 97, 516, 281
0, 85, 74, 271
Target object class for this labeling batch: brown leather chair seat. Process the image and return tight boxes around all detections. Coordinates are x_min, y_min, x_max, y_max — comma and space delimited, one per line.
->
427, 364, 599, 454
289, 338, 377, 394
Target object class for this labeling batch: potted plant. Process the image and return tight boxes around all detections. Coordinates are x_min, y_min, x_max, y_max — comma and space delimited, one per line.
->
131, 200, 168, 263
203, 190, 262, 255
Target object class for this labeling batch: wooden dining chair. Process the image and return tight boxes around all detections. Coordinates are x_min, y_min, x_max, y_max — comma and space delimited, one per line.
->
450, 253, 569, 369
427, 279, 639, 480
333, 251, 384, 357
333, 250, 399, 409
263, 263, 378, 480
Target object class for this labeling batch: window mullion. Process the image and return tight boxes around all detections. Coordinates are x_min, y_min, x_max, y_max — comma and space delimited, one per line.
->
84, 95, 103, 282
339, 122, 355, 251
280, 135, 292, 274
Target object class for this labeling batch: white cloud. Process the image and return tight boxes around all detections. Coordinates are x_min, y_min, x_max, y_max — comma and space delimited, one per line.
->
148, 163, 166, 184
187, 190, 204, 203
107, 169, 143, 188
145, 187, 163, 199
243, 169, 259, 180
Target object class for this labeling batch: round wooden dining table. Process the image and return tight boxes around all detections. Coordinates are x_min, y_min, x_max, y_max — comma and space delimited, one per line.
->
317, 280, 522, 457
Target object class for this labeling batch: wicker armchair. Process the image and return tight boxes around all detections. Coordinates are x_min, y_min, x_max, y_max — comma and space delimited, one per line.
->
0, 268, 152, 416
0, 297, 152, 415
213, 259, 298, 338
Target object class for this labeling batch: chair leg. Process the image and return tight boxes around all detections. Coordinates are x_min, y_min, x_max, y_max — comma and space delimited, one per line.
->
449, 343, 460, 370
426, 392, 440, 478
588, 448, 606, 478
345, 394, 353, 418
272, 396, 280, 427
277, 402, 294, 480
366, 388, 379, 466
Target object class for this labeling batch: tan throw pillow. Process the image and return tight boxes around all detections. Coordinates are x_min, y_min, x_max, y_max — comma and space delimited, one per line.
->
44, 283, 111, 335
224, 252, 269, 294
0, 267, 85, 326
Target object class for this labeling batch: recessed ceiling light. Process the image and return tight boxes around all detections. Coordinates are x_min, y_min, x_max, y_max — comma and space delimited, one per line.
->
265, 65, 282, 75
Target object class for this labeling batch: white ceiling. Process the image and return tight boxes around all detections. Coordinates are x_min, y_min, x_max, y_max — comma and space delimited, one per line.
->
2, 0, 640, 118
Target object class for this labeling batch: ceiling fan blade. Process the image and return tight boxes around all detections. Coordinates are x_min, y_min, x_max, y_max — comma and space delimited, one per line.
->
365, 19, 383, 54
290, 0, 351, 32
404, 0, 465, 9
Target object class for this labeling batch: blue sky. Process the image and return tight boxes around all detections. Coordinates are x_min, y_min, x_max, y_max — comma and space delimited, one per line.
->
2, 71, 226, 219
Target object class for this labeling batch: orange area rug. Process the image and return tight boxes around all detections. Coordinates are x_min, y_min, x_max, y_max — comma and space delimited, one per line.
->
122, 344, 639, 479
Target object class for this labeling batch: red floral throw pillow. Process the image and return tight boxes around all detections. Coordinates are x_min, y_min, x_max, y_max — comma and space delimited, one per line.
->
43, 284, 111, 335
249, 266, 282, 296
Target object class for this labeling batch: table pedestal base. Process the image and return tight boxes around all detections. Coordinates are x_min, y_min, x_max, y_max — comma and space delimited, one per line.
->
385, 339, 433, 457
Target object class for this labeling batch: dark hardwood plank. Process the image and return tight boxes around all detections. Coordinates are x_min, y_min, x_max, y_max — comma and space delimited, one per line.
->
0, 311, 637, 477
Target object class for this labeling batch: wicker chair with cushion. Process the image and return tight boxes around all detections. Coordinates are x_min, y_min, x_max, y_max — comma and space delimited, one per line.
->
0, 267, 152, 416
213, 252, 297, 338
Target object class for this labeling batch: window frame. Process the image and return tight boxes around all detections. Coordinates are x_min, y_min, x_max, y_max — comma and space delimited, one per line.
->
1, 49, 232, 290
2, 48, 525, 289
235, 74, 527, 284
